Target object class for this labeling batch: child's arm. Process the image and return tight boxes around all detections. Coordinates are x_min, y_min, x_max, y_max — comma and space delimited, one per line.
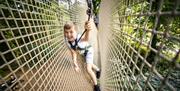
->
70, 49, 80, 72
81, 19, 93, 41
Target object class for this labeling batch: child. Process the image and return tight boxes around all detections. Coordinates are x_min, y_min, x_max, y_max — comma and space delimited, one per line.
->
64, 20, 101, 91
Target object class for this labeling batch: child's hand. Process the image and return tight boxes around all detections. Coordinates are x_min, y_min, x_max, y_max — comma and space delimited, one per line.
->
74, 66, 80, 72
85, 19, 93, 31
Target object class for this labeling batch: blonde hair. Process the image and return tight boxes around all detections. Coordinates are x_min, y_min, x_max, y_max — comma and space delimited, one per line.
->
64, 21, 76, 31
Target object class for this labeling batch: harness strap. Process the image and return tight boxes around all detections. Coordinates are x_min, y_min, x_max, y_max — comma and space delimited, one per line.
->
68, 39, 78, 50
68, 39, 91, 57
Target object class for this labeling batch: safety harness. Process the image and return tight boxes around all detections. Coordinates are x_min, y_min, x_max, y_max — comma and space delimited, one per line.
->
68, 39, 91, 57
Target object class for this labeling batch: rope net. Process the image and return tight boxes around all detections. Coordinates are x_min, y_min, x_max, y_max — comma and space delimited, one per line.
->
0, 0, 94, 91
99, 0, 180, 91
0, 0, 180, 91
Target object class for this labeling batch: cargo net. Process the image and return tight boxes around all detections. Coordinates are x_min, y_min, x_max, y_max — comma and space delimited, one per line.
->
99, 0, 180, 91
0, 0, 93, 91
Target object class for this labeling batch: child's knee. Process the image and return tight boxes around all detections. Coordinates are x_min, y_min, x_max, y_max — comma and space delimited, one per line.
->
86, 64, 93, 72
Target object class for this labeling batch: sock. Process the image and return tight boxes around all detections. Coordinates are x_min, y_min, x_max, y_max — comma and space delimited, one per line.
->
96, 68, 100, 71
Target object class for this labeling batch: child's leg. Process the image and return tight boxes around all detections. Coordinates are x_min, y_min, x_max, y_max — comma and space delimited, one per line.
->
85, 48, 99, 85
86, 63, 97, 85
85, 49, 100, 91
92, 64, 100, 71
92, 64, 101, 79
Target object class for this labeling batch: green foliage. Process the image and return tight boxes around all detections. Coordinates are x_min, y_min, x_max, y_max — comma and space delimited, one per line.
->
126, 0, 179, 64
137, 69, 180, 90
0, 69, 5, 77
92, 0, 101, 15
0, 19, 8, 29
122, 0, 180, 91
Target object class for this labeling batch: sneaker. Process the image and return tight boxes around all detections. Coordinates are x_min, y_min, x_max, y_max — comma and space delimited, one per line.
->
94, 85, 100, 91
96, 70, 101, 79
